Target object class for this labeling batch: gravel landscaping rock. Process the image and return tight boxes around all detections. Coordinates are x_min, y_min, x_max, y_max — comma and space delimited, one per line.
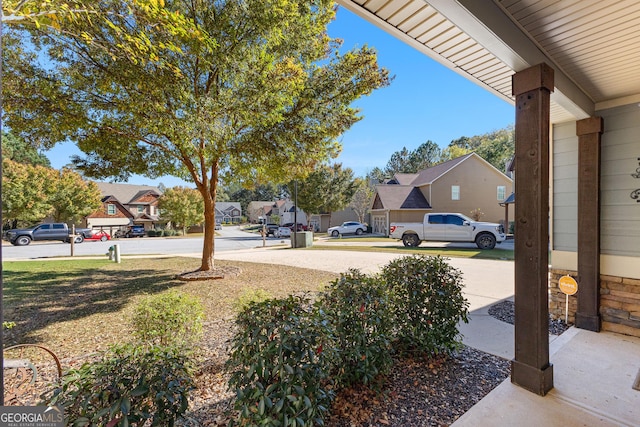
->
488, 299, 570, 335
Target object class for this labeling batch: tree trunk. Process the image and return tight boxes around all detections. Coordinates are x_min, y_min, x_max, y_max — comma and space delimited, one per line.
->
197, 162, 219, 271
200, 194, 215, 271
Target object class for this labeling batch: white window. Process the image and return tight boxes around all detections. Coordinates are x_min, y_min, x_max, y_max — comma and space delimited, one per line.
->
107, 204, 116, 215
451, 185, 460, 201
497, 186, 506, 201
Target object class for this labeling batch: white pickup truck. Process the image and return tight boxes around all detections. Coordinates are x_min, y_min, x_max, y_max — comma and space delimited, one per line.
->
389, 213, 506, 250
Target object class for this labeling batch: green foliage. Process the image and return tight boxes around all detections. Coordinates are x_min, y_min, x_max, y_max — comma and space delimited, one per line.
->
2, 159, 102, 226
384, 141, 442, 176
131, 291, 204, 350
158, 187, 204, 235
2, 159, 55, 225
50, 343, 194, 427
226, 295, 335, 427
382, 255, 469, 355
290, 163, 357, 217
49, 168, 103, 223
232, 288, 273, 313
445, 126, 515, 172
4, 0, 390, 271
226, 256, 469, 425
319, 269, 393, 388
3, 321, 17, 329
1, 131, 51, 167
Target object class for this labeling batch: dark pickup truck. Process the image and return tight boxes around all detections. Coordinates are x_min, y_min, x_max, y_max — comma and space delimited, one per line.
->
3, 223, 92, 246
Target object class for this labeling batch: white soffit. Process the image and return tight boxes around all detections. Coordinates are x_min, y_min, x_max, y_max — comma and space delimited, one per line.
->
337, 0, 640, 122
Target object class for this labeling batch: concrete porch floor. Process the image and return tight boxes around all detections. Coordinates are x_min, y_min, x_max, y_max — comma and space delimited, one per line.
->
453, 326, 640, 427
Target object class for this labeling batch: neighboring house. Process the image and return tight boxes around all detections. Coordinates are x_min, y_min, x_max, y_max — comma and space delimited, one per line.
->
258, 199, 308, 226
85, 182, 163, 233
370, 153, 513, 236
309, 208, 365, 233
247, 201, 274, 223
215, 202, 242, 224
339, 0, 640, 395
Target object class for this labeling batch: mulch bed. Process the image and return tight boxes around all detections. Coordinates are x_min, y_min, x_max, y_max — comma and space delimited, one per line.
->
177, 319, 510, 426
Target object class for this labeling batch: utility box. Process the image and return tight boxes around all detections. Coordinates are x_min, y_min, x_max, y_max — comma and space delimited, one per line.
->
291, 231, 313, 248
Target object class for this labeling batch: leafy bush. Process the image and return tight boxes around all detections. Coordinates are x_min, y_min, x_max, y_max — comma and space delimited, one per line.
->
319, 269, 393, 388
382, 255, 469, 355
132, 291, 204, 350
50, 344, 194, 427
232, 288, 273, 312
226, 295, 335, 427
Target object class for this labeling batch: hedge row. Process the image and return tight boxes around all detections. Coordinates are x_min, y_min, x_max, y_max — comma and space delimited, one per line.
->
226, 254, 470, 426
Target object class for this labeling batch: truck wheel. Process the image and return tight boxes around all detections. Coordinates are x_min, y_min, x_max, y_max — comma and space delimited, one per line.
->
475, 233, 496, 250
14, 236, 31, 246
74, 235, 84, 244
402, 234, 420, 247
356, 228, 363, 235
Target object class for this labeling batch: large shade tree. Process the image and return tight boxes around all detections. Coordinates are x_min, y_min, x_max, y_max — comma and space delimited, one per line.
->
3, 0, 390, 272
290, 163, 357, 227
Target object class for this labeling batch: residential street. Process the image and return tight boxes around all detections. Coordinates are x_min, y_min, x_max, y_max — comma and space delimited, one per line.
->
0, 226, 287, 260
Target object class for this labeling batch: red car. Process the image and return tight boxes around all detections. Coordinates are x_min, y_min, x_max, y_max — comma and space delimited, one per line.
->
84, 230, 111, 242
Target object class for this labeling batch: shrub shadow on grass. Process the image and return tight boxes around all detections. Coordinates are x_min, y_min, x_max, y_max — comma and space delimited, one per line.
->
2, 257, 338, 359
3, 258, 191, 353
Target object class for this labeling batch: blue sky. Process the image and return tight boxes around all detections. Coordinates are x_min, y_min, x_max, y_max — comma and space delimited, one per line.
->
45, 6, 515, 187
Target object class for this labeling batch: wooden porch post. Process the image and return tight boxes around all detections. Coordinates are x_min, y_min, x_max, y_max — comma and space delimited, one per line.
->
511, 63, 554, 396
575, 117, 604, 332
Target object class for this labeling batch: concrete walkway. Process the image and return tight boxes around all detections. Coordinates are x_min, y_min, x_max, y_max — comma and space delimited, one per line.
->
214, 244, 640, 427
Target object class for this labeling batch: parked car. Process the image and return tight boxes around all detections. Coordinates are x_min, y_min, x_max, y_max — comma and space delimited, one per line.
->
274, 227, 291, 238
327, 221, 367, 237
114, 225, 146, 238
84, 230, 111, 242
389, 213, 505, 249
282, 222, 308, 231
264, 224, 280, 236
3, 223, 91, 246
215, 223, 222, 230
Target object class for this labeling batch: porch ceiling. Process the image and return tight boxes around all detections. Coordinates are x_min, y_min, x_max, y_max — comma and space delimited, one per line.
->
337, 0, 640, 123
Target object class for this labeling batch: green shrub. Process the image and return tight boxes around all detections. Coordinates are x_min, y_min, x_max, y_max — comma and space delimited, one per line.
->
50, 344, 194, 427
232, 288, 273, 312
319, 269, 393, 389
226, 295, 335, 427
382, 255, 469, 355
132, 291, 204, 350
164, 229, 177, 237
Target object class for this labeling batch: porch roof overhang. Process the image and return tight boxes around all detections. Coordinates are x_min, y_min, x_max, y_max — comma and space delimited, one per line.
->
337, 0, 640, 123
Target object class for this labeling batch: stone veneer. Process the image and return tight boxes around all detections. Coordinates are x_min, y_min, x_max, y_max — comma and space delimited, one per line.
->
549, 269, 640, 338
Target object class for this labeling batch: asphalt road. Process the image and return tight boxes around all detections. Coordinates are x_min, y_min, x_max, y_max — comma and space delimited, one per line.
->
1, 226, 288, 260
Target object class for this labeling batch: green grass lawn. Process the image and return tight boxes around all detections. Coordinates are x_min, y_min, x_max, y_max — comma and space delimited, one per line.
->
3, 258, 338, 360
310, 244, 514, 261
